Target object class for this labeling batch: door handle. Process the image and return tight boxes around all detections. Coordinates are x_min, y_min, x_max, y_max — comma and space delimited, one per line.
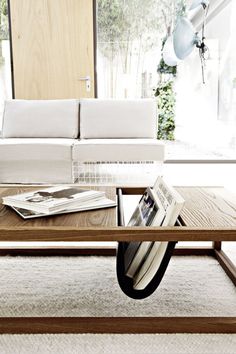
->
79, 75, 91, 92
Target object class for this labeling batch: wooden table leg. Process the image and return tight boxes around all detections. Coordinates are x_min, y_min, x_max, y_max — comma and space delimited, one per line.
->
213, 241, 222, 250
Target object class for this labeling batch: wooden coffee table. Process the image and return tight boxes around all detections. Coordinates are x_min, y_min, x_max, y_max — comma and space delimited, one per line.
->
0, 185, 235, 334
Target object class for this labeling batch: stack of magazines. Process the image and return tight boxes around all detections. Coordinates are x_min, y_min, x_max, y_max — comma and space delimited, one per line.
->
117, 176, 185, 298
2, 186, 117, 219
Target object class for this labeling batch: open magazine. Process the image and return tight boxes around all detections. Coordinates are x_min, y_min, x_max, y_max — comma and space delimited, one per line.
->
121, 176, 185, 293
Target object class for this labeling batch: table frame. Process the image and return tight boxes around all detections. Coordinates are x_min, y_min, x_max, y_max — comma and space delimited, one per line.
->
0, 187, 235, 334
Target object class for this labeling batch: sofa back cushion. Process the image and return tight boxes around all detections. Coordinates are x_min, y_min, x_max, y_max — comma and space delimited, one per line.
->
80, 99, 157, 139
2, 99, 79, 138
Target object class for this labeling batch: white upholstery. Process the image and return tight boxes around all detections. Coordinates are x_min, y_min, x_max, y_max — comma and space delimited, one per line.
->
0, 138, 75, 161
2, 99, 79, 138
73, 139, 165, 162
0, 98, 165, 184
0, 161, 72, 183
0, 138, 74, 183
80, 99, 157, 139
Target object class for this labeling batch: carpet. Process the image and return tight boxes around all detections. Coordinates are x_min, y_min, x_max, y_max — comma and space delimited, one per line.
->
0, 255, 236, 354
0, 255, 235, 317
0, 334, 236, 354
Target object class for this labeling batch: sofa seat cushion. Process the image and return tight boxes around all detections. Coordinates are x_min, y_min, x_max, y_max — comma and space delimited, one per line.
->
72, 139, 165, 162
80, 99, 157, 139
0, 138, 75, 161
2, 99, 79, 138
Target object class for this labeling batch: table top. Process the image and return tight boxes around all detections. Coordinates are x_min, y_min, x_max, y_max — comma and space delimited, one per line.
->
0, 186, 117, 228
0, 186, 236, 242
177, 187, 236, 227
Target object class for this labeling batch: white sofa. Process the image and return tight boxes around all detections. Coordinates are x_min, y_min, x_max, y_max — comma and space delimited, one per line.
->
0, 99, 165, 183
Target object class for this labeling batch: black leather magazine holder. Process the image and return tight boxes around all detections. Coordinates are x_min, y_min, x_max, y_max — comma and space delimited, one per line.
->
116, 241, 177, 300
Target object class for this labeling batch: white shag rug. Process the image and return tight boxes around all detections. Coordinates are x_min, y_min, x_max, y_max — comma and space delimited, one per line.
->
0, 255, 235, 317
0, 334, 236, 354
0, 255, 236, 354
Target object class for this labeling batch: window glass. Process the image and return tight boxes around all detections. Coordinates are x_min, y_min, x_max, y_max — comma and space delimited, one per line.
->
0, 0, 12, 130
97, 0, 173, 99
173, 1, 236, 160
97, 1, 236, 160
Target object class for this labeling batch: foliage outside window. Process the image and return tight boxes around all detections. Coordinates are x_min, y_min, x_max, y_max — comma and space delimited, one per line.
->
155, 80, 176, 140
97, 0, 186, 140
0, 0, 8, 65
97, 0, 176, 98
155, 0, 186, 141
155, 37, 177, 140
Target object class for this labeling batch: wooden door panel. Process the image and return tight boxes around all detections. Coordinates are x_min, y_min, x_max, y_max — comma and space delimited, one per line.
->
10, 0, 95, 99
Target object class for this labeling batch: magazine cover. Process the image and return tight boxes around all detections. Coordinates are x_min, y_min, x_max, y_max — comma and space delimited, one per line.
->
128, 187, 166, 227
3, 186, 105, 213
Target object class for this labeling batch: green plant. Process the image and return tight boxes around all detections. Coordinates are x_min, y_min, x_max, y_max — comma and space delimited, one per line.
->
0, 0, 8, 64
154, 81, 176, 140
154, 0, 187, 140
155, 35, 177, 141
0, 0, 8, 40
157, 37, 177, 77
157, 57, 177, 77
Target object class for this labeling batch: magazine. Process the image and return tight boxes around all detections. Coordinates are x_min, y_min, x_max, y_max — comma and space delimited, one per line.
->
153, 176, 185, 226
124, 177, 185, 290
124, 187, 166, 278
2, 186, 106, 214
10, 197, 117, 219
128, 187, 166, 227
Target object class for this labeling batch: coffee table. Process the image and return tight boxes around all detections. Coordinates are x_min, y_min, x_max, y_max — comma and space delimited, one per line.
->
0, 185, 235, 334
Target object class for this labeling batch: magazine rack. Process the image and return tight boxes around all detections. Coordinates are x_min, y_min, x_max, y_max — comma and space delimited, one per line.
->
0, 185, 235, 334
116, 240, 177, 299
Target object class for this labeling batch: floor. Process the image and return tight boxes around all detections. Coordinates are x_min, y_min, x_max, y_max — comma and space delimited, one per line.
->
165, 139, 236, 160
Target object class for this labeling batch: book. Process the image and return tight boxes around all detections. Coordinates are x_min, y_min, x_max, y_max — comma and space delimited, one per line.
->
124, 242, 153, 278
124, 177, 185, 290
2, 186, 106, 214
10, 197, 117, 219
133, 241, 168, 290
124, 187, 166, 278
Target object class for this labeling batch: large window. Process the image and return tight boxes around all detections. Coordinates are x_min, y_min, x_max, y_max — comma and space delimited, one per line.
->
0, 0, 12, 129
97, 0, 236, 161
172, 0, 236, 160
97, 0, 173, 99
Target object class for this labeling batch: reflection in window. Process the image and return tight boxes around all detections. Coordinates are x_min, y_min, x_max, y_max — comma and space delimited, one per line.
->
0, 0, 12, 129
